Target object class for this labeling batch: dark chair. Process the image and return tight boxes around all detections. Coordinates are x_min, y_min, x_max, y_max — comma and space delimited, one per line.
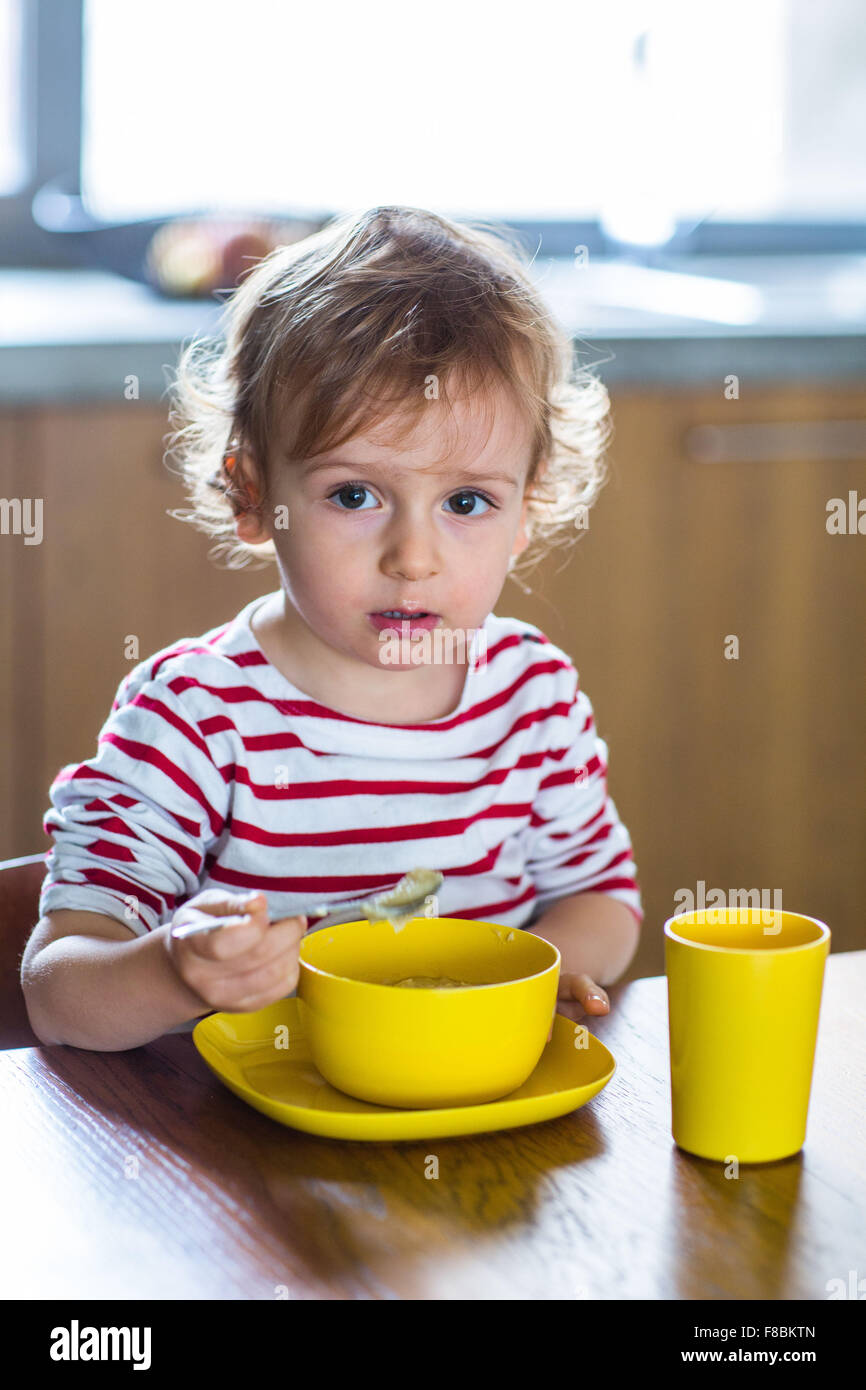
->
0, 853, 50, 1049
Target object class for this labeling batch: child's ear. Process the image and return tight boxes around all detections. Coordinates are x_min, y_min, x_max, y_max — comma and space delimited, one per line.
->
235, 510, 269, 545
231, 449, 270, 545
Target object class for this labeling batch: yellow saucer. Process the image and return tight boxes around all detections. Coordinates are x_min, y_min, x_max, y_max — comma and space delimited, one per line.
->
192, 999, 616, 1141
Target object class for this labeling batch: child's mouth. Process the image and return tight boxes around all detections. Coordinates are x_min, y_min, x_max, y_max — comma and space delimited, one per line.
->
367, 610, 442, 633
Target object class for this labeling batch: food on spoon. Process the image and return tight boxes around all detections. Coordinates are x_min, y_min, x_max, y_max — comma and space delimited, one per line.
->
371, 868, 443, 930
377, 867, 442, 906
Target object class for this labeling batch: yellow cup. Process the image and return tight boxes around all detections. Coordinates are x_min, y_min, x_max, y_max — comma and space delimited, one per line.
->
664, 907, 830, 1162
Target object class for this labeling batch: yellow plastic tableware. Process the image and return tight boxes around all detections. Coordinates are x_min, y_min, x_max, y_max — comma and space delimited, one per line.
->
664, 906, 830, 1163
297, 916, 560, 1107
192, 998, 616, 1141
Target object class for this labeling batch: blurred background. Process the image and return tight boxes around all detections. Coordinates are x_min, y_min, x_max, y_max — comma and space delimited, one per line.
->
1, 0, 864, 976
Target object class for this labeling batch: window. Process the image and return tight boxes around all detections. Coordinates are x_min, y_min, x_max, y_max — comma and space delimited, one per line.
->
80, 0, 866, 230
0, 0, 26, 195
2, 0, 865, 267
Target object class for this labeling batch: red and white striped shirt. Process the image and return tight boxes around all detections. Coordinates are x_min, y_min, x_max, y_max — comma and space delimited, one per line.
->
39, 592, 644, 937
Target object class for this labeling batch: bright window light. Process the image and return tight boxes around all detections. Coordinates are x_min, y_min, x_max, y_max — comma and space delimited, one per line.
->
0, 0, 26, 195
80, 0, 865, 225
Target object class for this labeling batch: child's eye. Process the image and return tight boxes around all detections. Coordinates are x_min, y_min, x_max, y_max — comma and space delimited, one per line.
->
444, 490, 496, 517
327, 484, 377, 510
326, 484, 497, 516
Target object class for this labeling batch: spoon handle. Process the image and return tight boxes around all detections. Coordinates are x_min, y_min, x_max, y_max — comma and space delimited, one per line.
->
170, 893, 377, 941
297, 896, 376, 928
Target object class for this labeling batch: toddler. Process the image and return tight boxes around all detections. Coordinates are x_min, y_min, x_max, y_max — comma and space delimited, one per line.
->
21, 206, 643, 1052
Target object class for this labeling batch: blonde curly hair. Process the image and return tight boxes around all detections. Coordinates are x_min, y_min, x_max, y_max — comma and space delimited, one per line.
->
164, 205, 612, 587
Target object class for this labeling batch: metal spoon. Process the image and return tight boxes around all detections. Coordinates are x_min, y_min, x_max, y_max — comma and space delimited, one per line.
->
172, 868, 444, 940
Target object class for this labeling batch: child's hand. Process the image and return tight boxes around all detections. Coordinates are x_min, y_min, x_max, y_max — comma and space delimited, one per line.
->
165, 889, 307, 1014
547, 973, 610, 1042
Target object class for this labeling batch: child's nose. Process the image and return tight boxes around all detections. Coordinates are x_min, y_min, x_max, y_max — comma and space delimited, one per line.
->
380, 514, 441, 582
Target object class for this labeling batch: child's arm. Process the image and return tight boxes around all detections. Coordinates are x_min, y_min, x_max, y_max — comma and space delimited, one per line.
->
21, 909, 213, 1050
525, 890, 640, 985
29, 659, 247, 1048
21, 892, 307, 1051
22, 906, 219, 1045
526, 891, 640, 1034
520, 655, 643, 1022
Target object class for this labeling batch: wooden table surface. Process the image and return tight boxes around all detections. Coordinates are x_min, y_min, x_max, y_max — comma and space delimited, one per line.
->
2, 951, 863, 1300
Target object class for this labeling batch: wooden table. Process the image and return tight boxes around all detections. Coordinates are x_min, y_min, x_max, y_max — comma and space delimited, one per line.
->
2, 952, 863, 1300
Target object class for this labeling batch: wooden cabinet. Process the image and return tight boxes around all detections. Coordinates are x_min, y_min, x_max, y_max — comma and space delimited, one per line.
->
0, 403, 267, 863
506, 383, 866, 977
2, 386, 864, 978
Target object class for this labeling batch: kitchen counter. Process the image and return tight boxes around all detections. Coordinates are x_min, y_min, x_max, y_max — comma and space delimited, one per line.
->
1, 254, 865, 403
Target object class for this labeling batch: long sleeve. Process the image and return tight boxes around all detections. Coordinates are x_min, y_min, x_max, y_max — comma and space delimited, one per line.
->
39, 664, 232, 936
524, 666, 643, 926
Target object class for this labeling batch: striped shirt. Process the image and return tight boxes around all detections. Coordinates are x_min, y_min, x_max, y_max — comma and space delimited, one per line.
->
39, 591, 644, 937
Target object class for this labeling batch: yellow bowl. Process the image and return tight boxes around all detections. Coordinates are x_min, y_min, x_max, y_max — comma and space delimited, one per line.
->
297, 916, 560, 1108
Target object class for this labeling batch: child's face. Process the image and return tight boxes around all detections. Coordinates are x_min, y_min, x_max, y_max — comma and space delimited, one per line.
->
240, 382, 534, 673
